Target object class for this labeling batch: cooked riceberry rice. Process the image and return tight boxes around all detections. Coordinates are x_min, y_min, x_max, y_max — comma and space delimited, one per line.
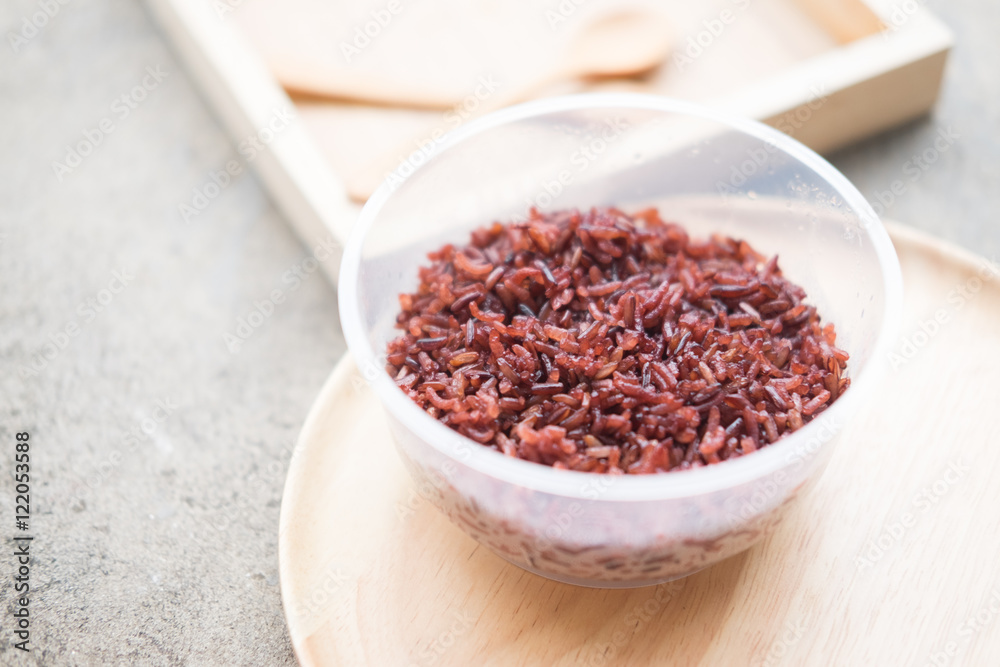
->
386, 207, 849, 474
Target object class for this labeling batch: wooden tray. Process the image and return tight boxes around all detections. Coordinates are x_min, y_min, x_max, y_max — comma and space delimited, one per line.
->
279, 223, 1000, 666
146, 0, 952, 285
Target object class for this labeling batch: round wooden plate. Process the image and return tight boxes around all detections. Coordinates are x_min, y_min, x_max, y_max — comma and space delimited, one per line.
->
279, 223, 1000, 666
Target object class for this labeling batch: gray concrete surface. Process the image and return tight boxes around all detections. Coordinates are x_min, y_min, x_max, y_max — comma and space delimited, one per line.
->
830, 0, 1000, 263
0, 1, 340, 664
0, 0, 996, 665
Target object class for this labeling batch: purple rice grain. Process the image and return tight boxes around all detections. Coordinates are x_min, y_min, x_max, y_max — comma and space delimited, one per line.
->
386, 207, 849, 474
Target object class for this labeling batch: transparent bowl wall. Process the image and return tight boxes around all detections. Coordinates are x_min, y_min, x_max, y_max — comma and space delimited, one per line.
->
339, 94, 901, 587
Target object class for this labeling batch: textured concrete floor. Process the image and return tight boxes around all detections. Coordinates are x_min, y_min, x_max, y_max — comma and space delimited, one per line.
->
830, 0, 1000, 263
0, 0, 997, 665
0, 1, 341, 664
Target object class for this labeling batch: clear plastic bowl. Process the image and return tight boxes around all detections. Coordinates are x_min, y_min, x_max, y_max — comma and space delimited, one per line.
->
338, 94, 902, 588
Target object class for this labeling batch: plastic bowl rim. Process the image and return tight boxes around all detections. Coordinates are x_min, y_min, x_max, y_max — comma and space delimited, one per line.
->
338, 92, 903, 502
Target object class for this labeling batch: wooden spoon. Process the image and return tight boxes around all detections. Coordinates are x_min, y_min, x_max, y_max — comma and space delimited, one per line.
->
489, 9, 673, 110
320, 8, 673, 200
237, 0, 671, 110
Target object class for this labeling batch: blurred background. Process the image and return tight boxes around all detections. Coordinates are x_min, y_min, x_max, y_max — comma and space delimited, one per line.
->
0, 0, 997, 663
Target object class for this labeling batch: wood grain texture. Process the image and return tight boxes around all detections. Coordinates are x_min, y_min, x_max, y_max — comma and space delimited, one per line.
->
289, 0, 953, 202
146, 0, 361, 285
149, 0, 952, 249
231, 0, 671, 109
791, 0, 884, 43
279, 223, 1000, 666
